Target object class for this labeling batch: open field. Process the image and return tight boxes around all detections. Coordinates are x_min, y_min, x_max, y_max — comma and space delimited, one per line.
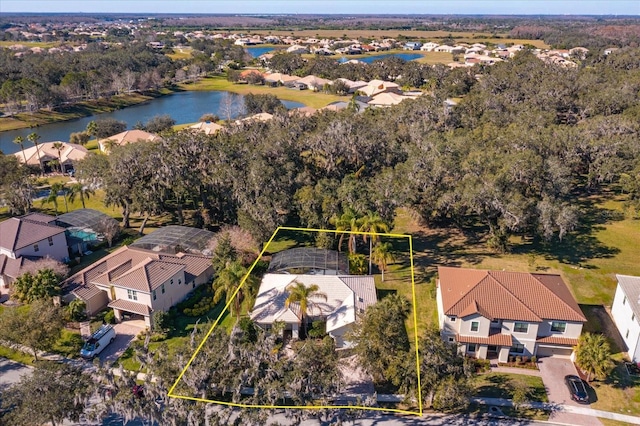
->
180, 76, 345, 109
249, 29, 549, 48
0, 40, 61, 48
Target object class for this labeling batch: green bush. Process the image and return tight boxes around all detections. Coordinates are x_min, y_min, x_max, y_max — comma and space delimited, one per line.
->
104, 310, 116, 324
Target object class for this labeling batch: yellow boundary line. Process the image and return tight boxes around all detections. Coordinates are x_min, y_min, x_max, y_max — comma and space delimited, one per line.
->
168, 226, 423, 416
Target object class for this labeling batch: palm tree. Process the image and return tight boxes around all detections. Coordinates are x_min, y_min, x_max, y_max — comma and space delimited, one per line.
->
86, 120, 97, 146
371, 242, 395, 282
51, 141, 65, 173
285, 281, 328, 338
213, 261, 257, 318
359, 211, 390, 274
330, 208, 361, 254
41, 182, 65, 216
102, 139, 118, 153
27, 132, 44, 174
574, 332, 614, 382
13, 136, 28, 164
67, 182, 94, 209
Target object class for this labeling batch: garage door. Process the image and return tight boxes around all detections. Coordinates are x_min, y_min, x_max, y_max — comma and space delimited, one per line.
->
536, 346, 573, 358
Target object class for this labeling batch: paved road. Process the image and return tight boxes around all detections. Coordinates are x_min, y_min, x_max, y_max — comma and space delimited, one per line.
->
0, 357, 32, 391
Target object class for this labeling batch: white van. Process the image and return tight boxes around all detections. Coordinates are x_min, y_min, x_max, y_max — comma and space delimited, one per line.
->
80, 324, 116, 359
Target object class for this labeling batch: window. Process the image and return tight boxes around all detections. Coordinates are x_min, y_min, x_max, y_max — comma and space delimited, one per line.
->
170, 279, 174, 285
127, 289, 138, 301
449, 317, 456, 322
623, 296, 627, 305
551, 321, 567, 333
192, 281, 196, 288
152, 290, 156, 300
33, 244, 39, 252
161, 284, 165, 294
470, 321, 479, 332
468, 343, 477, 353
510, 343, 525, 354
48, 236, 54, 246
514, 322, 528, 333
178, 279, 182, 285
448, 337, 455, 342
627, 329, 630, 339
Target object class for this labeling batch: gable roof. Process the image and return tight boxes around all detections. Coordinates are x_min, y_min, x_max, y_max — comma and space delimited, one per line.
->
0, 217, 65, 252
616, 274, 640, 324
101, 130, 160, 151
438, 266, 586, 323
250, 273, 376, 332
14, 141, 88, 166
62, 245, 212, 298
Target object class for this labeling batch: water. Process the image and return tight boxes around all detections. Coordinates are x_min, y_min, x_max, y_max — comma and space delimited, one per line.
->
338, 53, 423, 64
0, 91, 304, 154
246, 46, 276, 57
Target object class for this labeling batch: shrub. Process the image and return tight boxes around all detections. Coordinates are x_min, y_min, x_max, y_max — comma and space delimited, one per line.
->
104, 310, 116, 324
515, 356, 523, 364
531, 356, 537, 364
308, 320, 326, 339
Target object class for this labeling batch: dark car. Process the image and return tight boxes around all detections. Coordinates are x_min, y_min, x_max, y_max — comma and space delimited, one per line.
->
565, 375, 589, 404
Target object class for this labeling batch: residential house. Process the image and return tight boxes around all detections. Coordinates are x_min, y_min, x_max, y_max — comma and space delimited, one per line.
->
188, 121, 223, 135
611, 274, 640, 362
404, 41, 422, 50
334, 78, 368, 94
264, 73, 299, 86
359, 79, 401, 97
14, 141, 88, 173
368, 92, 411, 107
421, 42, 440, 52
295, 75, 330, 92
62, 245, 213, 327
0, 213, 68, 263
99, 129, 160, 153
286, 45, 308, 54
437, 266, 586, 362
250, 273, 377, 348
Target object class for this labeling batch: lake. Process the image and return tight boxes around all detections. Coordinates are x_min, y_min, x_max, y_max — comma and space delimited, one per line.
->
339, 53, 423, 64
0, 91, 304, 155
246, 46, 276, 57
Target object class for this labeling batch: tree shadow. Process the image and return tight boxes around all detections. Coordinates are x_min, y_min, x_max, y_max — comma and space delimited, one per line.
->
579, 304, 626, 355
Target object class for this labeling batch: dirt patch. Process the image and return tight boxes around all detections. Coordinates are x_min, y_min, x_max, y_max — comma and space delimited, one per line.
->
583, 304, 627, 355
338, 354, 374, 395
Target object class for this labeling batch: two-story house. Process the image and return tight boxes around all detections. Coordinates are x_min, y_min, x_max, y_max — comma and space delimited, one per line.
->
62, 246, 213, 328
611, 274, 640, 362
437, 267, 586, 362
0, 213, 68, 262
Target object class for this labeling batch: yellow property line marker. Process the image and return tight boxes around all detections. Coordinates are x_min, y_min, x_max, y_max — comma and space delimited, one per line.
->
168, 226, 423, 416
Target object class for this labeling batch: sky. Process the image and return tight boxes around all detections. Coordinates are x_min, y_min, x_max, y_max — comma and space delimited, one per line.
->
1, 0, 639, 15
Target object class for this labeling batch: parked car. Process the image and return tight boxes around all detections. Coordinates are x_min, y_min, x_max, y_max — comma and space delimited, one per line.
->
80, 324, 116, 359
565, 375, 590, 404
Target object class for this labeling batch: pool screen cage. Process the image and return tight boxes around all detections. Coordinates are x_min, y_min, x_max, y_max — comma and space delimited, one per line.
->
56, 208, 118, 231
267, 248, 349, 274
130, 225, 215, 255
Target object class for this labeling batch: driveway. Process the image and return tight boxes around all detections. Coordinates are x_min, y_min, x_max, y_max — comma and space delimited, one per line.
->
97, 321, 146, 365
0, 358, 32, 390
538, 357, 602, 426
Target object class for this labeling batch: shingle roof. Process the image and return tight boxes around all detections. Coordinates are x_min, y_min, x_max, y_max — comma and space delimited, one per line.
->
439, 267, 586, 323
616, 274, 640, 323
0, 217, 65, 252
108, 299, 151, 316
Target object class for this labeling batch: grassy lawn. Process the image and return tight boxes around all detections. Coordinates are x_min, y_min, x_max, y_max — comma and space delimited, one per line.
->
589, 361, 640, 416
179, 76, 345, 109
415, 51, 454, 65
474, 372, 548, 402
0, 40, 61, 48
466, 403, 550, 422
0, 346, 35, 366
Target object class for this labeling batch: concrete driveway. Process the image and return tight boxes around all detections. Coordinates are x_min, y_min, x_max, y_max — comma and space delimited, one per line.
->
96, 321, 146, 365
538, 357, 602, 426
0, 357, 32, 390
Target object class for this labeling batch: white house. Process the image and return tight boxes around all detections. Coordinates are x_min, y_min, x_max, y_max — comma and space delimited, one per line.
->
250, 273, 377, 348
0, 213, 68, 262
611, 274, 640, 362
437, 267, 586, 362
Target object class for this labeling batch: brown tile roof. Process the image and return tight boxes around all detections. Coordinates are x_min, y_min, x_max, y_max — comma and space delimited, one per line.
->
536, 336, 579, 346
0, 217, 65, 252
20, 213, 56, 224
0, 254, 31, 279
456, 332, 513, 346
108, 299, 151, 316
63, 245, 212, 299
438, 267, 586, 323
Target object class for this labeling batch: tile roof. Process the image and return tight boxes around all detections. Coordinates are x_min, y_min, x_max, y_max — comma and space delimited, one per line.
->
108, 299, 151, 316
616, 274, 640, 323
0, 217, 65, 252
63, 245, 212, 300
14, 141, 88, 166
20, 212, 56, 224
0, 254, 32, 279
536, 336, 579, 346
456, 332, 513, 347
438, 266, 586, 323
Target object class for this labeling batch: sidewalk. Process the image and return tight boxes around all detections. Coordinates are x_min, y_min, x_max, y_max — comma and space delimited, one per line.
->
472, 397, 640, 425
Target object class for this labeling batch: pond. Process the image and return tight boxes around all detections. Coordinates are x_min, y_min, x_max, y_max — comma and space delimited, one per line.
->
0, 91, 304, 155
245, 46, 277, 57
338, 53, 424, 64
